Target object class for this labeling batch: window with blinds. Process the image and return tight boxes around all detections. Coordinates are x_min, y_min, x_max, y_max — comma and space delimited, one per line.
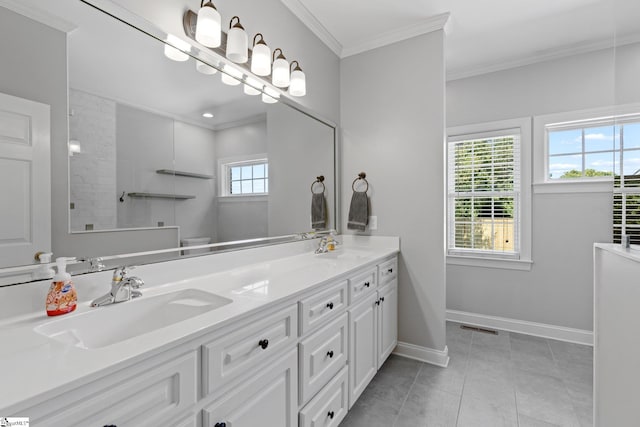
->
612, 118, 640, 244
447, 130, 521, 258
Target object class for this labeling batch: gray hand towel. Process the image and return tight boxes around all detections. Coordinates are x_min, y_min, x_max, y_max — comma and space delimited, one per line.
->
347, 191, 368, 231
311, 192, 326, 229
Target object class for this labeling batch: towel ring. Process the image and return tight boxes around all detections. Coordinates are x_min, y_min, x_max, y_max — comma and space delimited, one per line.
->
311, 175, 326, 194
352, 172, 368, 193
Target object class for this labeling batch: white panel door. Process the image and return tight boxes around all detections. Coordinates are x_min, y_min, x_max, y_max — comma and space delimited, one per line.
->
0, 92, 50, 267
377, 281, 398, 369
348, 292, 378, 408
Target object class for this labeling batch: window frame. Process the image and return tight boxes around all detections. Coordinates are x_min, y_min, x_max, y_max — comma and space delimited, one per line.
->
446, 117, 532, 271
533, 104, 640, 194
218, 154, 269, 198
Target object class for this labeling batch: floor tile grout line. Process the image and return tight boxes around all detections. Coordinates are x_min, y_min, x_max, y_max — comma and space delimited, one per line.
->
546, 337, 586, 425
454, 330, 474, 427
390, 361, 424, 427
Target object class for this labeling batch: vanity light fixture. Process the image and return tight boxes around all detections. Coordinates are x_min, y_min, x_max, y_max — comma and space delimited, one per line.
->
244, 76, 261, 96
271, 48, 290, 88
195, 0, 221, 48
221, 64, 243, 86
250, 33, 271, 76
288, 61, 306, 97
202, 112, 214, 118
164, 34, 191, 62
226, 16, 248, 63
196, 61, 218, 75
261, 86, 279, 104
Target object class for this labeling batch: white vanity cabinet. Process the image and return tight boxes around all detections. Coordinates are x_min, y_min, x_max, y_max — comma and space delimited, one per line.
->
4, 246, 399, 427
348, 258, 398, 407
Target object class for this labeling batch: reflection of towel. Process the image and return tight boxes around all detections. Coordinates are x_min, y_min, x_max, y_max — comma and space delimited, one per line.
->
311, 193, 326, 229
347, 191, 368, 231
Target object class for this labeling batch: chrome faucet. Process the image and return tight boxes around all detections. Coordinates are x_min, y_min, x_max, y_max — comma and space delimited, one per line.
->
91, 266, 144, 307
315, 230, 339, 254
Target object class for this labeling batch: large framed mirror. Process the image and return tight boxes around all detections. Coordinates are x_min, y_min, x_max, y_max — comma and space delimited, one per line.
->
0, 0, 337, 284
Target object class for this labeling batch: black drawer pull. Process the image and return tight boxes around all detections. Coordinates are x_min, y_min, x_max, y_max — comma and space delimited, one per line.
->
327, 350, 334, 358
104, 425, 117, 427
326, 302, 334, 309
388, 268, 393, 273
328, 411, 335, 419
375, 299, 380, 306
215, 423, 227, 427
380, 296, 385, 302
258, 339, 269, 350
364, 281, 370, 288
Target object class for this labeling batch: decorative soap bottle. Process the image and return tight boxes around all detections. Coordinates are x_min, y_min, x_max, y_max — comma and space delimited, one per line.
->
45, 257, 77, 316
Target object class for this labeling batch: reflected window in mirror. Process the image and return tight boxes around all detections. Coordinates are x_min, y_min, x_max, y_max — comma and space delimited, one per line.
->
221, 157, 269, 196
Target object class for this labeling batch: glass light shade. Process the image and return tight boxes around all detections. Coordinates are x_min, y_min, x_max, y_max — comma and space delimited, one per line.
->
244, 77, 261, 96
262, 87, 279, 104
289, 69, 306, 96
196, 61, 217, 75
272, 57, 290, 88
195, 2, 221, 48
251, 43, 271, 76
221, 65, 242, 86
164, 35, 190, 62
226, 22, 248, 63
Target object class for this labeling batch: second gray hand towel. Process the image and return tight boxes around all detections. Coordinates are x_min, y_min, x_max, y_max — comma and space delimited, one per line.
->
311, 192, 326, 229
347, 191, 368, 231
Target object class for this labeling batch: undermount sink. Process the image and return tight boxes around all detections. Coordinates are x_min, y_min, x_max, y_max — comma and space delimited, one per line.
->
34, 289, 232, 349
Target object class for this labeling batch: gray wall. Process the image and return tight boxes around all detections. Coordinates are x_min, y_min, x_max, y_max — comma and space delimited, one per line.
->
341, 32, 447, 352
446, 44, 640, 331
268, 103, 336, 236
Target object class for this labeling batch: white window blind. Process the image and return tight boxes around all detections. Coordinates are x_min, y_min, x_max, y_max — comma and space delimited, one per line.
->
447, 129, 521, 258
612, 118, 640, 244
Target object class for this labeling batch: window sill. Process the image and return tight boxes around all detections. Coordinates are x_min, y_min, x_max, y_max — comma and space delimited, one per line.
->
217, 195, 268, 203
533, 180, 612, 194
446, 255, 533, 271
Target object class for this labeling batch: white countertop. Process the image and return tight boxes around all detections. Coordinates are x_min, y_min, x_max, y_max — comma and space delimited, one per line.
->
0, 235, 399, 413
594, 242, 640, 263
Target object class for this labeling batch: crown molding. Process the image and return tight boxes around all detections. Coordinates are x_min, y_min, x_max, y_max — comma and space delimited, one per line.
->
279, 0, 343, 57
341, 12, 450, 58
0, 0, 76, 32
447, 33, 640, 82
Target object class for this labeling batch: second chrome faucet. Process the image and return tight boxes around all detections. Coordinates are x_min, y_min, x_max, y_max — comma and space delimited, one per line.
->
91, 266, 144, 307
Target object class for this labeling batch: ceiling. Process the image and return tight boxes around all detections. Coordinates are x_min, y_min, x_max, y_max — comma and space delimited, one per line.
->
280, 0, 640, 80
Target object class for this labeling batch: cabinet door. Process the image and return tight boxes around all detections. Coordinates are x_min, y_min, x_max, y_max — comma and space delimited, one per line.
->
203, 348, 298, 427
348, 292, 378, 408
377, 281, 398, 369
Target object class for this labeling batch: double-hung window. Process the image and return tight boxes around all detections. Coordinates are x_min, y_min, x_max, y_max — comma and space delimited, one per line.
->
447, 118, 532, 269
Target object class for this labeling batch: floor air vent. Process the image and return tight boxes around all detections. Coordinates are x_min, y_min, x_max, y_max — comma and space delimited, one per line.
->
460, 324, 498, 335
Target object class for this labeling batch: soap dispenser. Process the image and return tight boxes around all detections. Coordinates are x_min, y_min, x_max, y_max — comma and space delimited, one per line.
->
45, 257, 77, 316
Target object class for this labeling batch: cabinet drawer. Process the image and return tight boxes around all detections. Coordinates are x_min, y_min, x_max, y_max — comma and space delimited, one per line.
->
203, 348, 298, 427
299, 366, 349, 427
378, 258, 397, 287
299, 280, 347, 336
39, 351, 198, 427
348, 268, 377, 304
203, 304, 297, 396
299, 312, 348, 405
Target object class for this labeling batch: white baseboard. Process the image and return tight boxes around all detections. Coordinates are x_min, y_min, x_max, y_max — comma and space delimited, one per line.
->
393, 342, 450, 367
446, 309, 593, 346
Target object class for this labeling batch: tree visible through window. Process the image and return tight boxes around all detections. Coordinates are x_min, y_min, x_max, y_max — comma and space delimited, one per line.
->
448, 133, 520, 257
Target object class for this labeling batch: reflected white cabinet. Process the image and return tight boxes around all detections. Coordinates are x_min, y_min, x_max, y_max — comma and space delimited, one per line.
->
202, 348, 298, 427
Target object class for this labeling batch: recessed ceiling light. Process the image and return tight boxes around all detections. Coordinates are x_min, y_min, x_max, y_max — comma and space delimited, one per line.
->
202, 112, 214, 118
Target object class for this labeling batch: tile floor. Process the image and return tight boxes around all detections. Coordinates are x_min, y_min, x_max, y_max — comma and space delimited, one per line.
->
340, 322, 593, 427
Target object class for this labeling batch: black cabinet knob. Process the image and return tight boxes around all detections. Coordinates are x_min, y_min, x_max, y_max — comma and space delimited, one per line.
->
381, 296, 385, 302
328, 411, 335, 419
326, 302, 334, 309
258, 339, 269, 349
375, 299, 380, 305
364, 281, 370, 287
388, 268, 393, 273
327, 350, 334, 358
104, 425, 117, 427
215, 423, 227, 427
